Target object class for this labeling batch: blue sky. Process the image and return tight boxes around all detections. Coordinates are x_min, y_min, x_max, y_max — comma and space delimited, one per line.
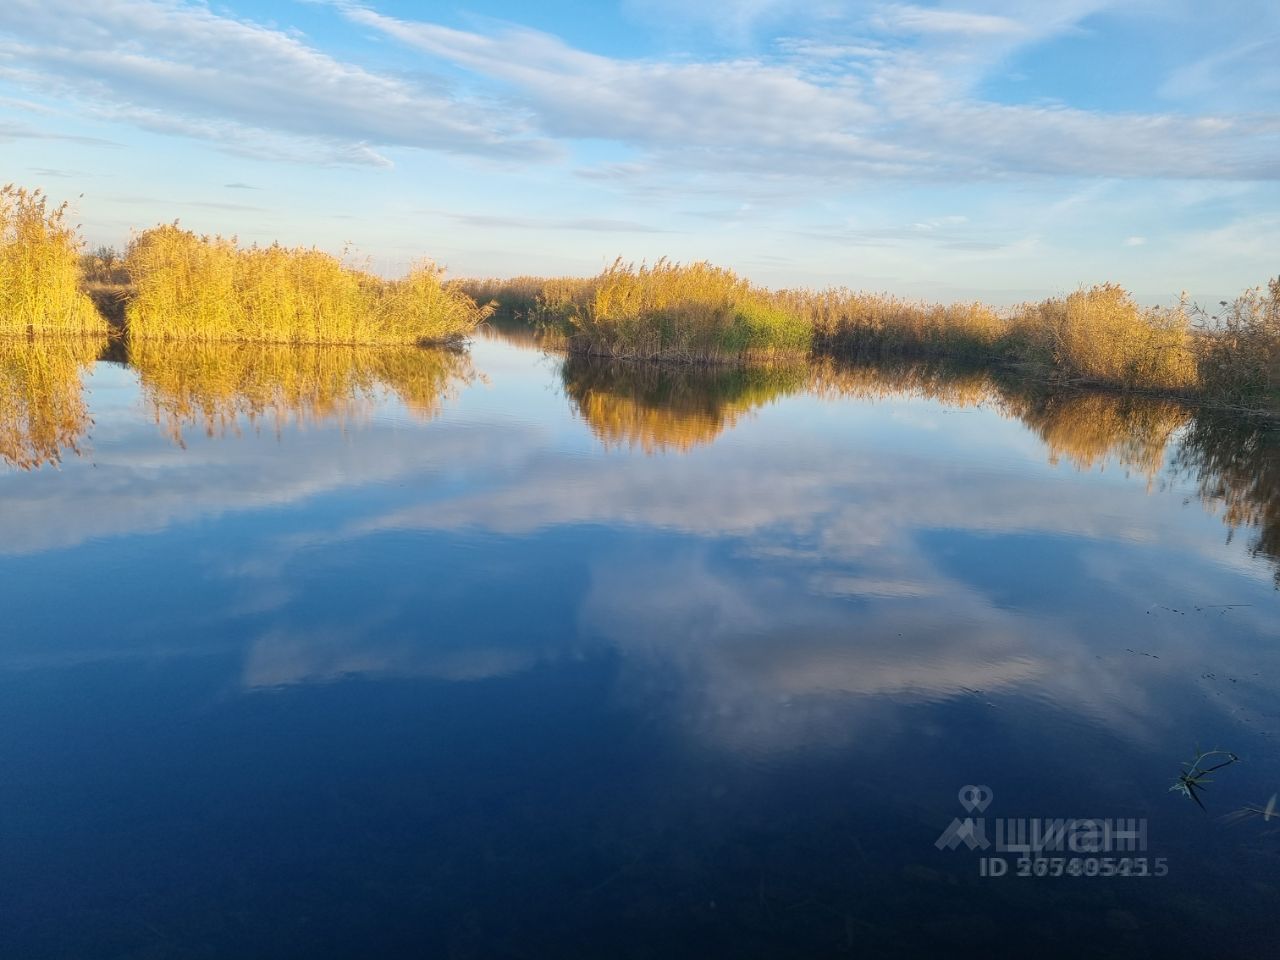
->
2, 0, 1278, 303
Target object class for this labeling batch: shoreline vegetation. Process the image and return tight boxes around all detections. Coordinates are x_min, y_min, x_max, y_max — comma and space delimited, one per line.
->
3, 184, 489, 346
3, 184, 1277, 411
465, 260, 1279, 413
123, 226, 491, 345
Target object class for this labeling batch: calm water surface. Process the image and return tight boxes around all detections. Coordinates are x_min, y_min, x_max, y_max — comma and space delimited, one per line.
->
1, 331, 1278, 958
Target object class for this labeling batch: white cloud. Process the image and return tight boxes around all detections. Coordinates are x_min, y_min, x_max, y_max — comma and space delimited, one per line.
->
337, 2, 1280, 183
873, 4, 1028, 37
4, 0, 1278, 189
0, 0, 548, 165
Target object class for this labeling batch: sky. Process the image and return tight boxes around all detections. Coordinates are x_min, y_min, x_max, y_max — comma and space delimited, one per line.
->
1, 0, 1278, 303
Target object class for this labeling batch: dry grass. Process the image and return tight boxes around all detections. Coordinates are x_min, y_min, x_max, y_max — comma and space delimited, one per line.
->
476, 265, 1280, 404
1194, 279, 1280, 407
0, 334, 107, 469
1, 185, 106, 336
124, 225, 490, 345
535, 259, 812, 362
784, 289, 1005, 357
1008, 284, 1199, 391
129, 339, 475, 444
1, 181, 1274, 404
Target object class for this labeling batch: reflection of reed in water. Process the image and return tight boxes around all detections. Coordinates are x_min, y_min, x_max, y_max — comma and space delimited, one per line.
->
562, 355, 806, 453
810, 355, 1280, 578
1004, 391, 1190, 479
0, 335, 106, 470
129, 341, 475, 445
809, 356, 1191, 479
807, 356, 1001, 410
1173, 415, 1280, 583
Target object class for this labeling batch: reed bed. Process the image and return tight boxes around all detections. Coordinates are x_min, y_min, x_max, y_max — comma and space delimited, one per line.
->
1, 185, 106, 336
1194, 278, 1280, 407
0, 334, 107, 469
786, 289, 1005, 358
3, 181, 1274, 404
129, 339, 475, 444
479, 265, 1280, 408
124, 225, 490, 345
536, 258, 812, 362
1007, 284, 1198, 391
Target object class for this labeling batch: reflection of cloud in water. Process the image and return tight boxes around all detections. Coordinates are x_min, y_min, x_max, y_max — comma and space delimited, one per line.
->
243, 625, 540, 688
572, 550, 1166, 754
4, 346, 1280, 759
0, 418, 540, 556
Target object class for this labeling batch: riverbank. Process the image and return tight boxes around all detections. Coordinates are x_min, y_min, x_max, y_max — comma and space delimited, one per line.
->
470, 262, 1280, 414
5, 184, 1276, 409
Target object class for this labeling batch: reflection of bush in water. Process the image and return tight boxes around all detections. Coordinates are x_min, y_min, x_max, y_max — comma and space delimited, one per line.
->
1003, 390, 1191, 478
562, 356, 806, 452
809, 356, 1190, 479
129, 341, 475, 444
809, 355, 1280, 579
0, 335, 106, 470
807, 356, 1001, 410
1173, 415, 1280, 583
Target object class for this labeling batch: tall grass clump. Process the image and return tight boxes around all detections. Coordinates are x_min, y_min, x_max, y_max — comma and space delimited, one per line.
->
1195, 279, 1280, 407
538, 258, 811, 362
0, 185, 105, 335
1009, 284, 1198, 392
783, 289, 1005, 358
124, 225, 490, 345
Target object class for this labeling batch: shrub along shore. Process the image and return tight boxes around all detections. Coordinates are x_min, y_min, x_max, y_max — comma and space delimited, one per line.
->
2, 185, 488, 346
3, 185, 1277, 410
468, 259, 1279, 411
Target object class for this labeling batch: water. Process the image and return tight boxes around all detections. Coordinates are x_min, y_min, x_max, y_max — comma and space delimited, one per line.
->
2, 331, 1278, 958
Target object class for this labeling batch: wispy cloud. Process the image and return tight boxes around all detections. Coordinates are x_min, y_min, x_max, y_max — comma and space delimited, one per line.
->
337, 2, 1280, 184
872, 4, 1027, 37
0, 119, 118, 145
0, 0, 549, 165
447, 213, 672, 234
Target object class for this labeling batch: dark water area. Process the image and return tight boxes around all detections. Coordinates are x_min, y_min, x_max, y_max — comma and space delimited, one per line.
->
1, 330, 1279, 958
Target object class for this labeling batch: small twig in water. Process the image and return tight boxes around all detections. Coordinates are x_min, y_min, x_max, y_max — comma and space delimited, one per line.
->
1170, 748, 1240, 811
